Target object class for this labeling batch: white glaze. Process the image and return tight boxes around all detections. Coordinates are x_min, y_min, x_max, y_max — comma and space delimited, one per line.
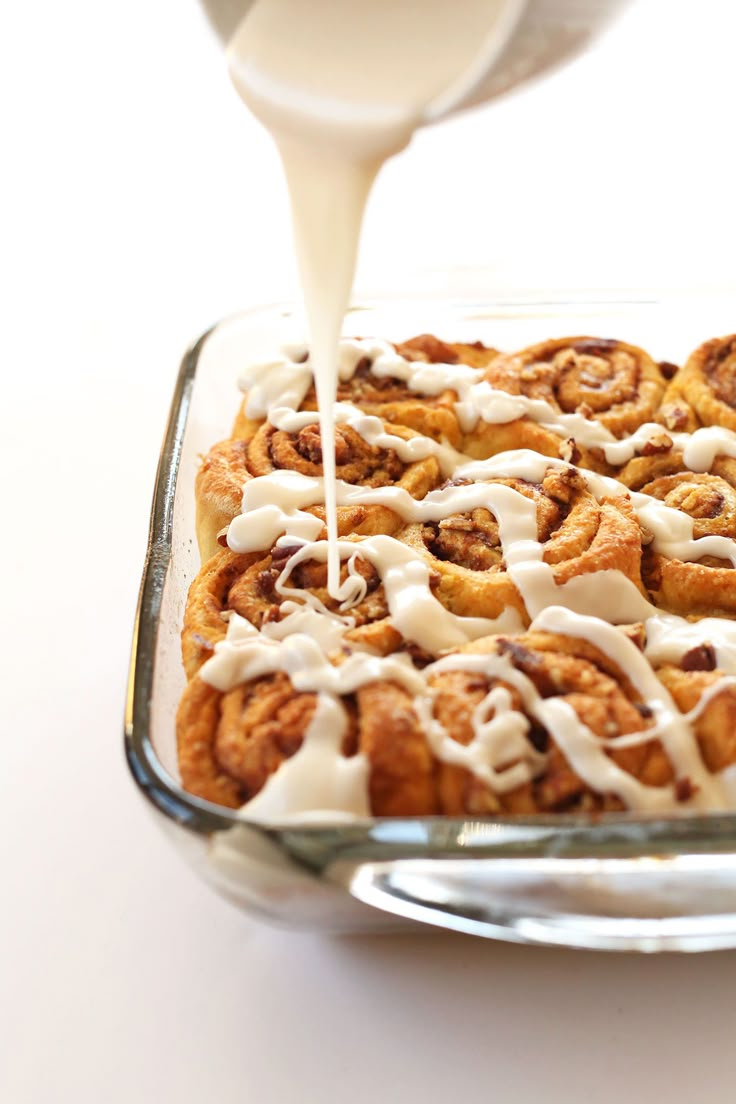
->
239, 356, 313, 422
203, 618, 427, 697
230, 447, 736, 580
414, 663, 545, 795
227, 0, 522, 595
229, 455, 656, 623
261, 603, 349, 654
644, 613, 736, 676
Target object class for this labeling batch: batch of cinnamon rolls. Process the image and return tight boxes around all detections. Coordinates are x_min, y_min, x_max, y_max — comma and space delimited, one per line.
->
177, 331, 736, 820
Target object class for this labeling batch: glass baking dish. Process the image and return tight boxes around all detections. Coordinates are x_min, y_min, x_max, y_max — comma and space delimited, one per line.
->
125, 290, 736, 951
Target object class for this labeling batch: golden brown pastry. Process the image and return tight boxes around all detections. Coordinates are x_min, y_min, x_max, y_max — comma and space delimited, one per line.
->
657, 661, 736, 776
194, 439, 250, 567
658, 334, 736, 433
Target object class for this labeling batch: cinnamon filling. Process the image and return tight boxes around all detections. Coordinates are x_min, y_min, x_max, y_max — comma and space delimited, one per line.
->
424, 510, 504, 571
664, 481, 725, 521
554, 347, 639, 413
421, 477, 575, 572
234, 552, 387, 627
269, 423, 406, 485
640, 473, 736, 537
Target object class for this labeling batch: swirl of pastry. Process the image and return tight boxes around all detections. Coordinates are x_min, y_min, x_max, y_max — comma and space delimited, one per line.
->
658, 334, 736, 433
181, 541, 404, 678
194, 420, 441, 562
620, 451, 736, 617
396, 465, 647, 624
232, 333, 499, 446
247, 419, 436, 486
463, 336, 666, 467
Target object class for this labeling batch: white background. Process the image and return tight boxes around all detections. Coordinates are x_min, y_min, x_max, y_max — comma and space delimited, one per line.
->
2, 1, 736, 1101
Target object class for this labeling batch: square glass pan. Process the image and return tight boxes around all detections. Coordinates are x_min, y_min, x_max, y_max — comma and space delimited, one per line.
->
126, 290, 736, 951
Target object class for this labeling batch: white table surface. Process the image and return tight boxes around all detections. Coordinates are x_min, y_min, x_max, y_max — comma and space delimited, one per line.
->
3, 2, 736, 1101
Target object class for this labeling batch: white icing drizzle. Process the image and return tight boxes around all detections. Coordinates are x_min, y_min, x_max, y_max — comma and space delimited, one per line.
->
466, 381, 618, 443
414, 652, 547, 794
235, 448, 727, 584
229, 458, 656, 624
239, 356, 313, 422
465, 405, 736, 469
644, 613, 736, 676
261, 604, 349, 654
596, 677, 736, 750
337, 336, 483, 396
632, 492, 736, 567
242, 336, 483, 405
203, 618, 427, 697
682, 427, 736, 472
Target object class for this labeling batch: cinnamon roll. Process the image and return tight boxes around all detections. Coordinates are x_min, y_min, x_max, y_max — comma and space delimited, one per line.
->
429, 629, 657, 814
658, 334, 736, 433
177, 669, 439, 814
232, 334, 499, 447
195, 419, 441, 562
620, 450, 736, 617
396, 465, 647, 624
182, 540, 403, 678
463, 336, 667, 468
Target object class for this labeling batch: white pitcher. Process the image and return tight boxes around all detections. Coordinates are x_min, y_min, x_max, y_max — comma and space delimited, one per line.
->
203, 0, 632, 135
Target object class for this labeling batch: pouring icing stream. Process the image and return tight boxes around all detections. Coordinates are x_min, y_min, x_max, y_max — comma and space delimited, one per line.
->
227, 0, 526, 593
